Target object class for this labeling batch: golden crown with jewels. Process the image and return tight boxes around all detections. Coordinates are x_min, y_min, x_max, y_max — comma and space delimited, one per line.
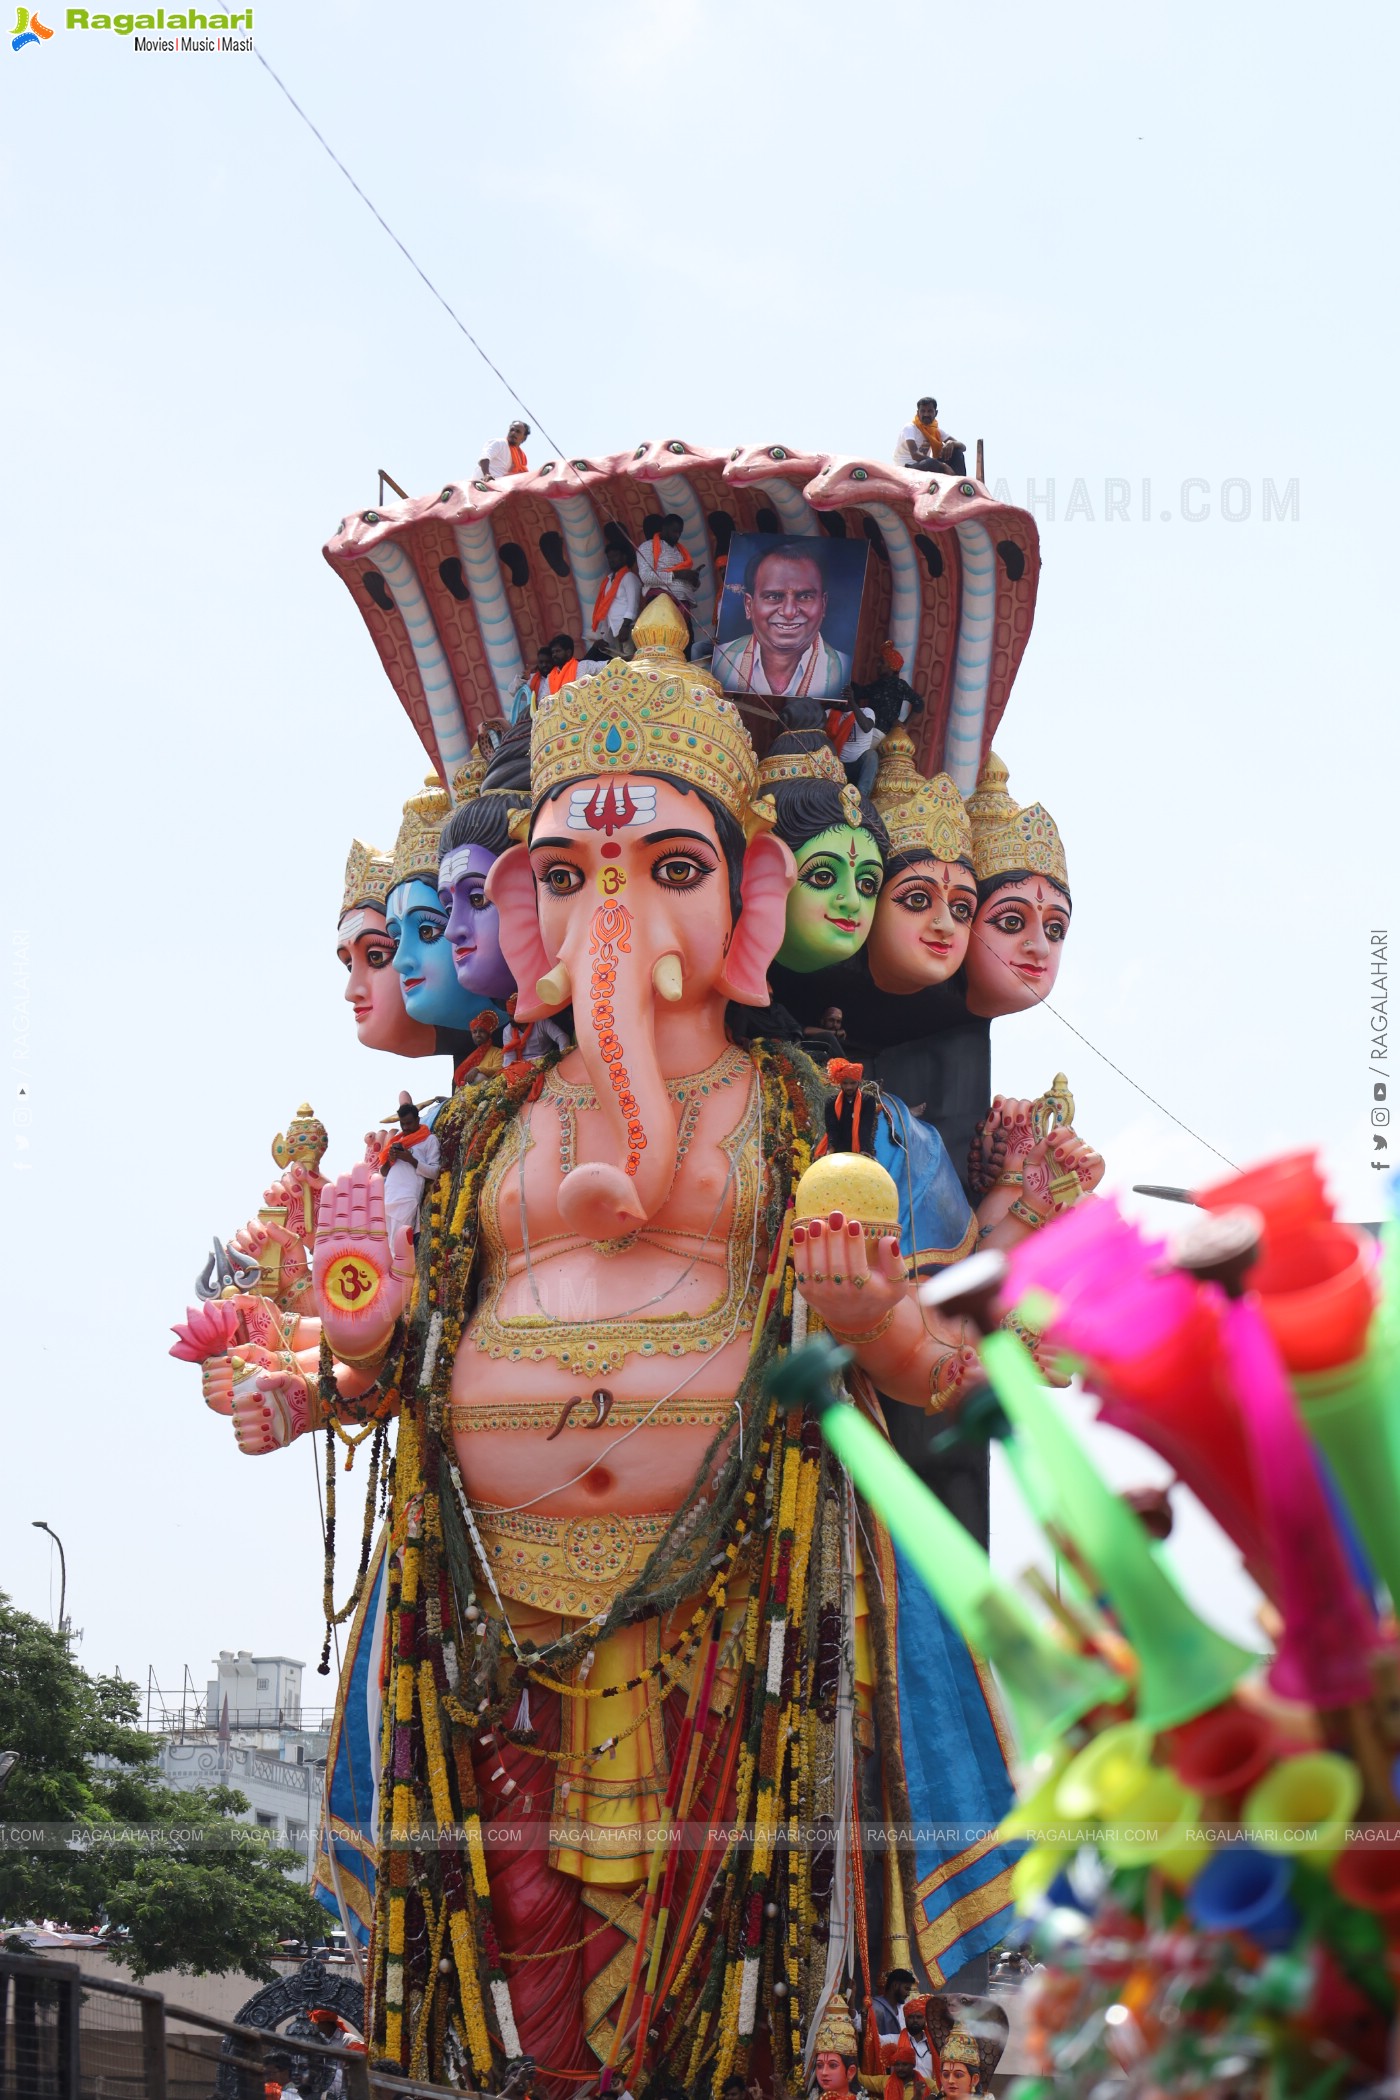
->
388, 777, 452, 892
882, 781, 974, 867
967, 752, 1069, 892
873, 731, 972, 865
529, 597, 767, 835
756, 740, 848, 793
811, 1991, 858, 2061
340, 839, 393, 919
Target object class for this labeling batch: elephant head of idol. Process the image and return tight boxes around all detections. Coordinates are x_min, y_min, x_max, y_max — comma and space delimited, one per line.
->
487, 596, 795, 1243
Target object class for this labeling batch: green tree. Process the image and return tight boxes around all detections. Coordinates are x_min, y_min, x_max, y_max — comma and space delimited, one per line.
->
0, 1591, 322, 1977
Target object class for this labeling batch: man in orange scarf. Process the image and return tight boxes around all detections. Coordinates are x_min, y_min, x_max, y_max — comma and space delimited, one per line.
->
378, 1091, 441, 1244
478, 420, 530, 481
820, 1058, 899, 1157
585, 543, 641, 658
636, 512, 702, 635
894, 396, 967, 477
882, 1998, 936, 2100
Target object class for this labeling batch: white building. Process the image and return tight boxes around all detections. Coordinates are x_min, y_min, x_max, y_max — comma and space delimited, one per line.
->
156, 1736, 327, 1884
129, 1650, 331, 1884
206, 1649, 304, 1730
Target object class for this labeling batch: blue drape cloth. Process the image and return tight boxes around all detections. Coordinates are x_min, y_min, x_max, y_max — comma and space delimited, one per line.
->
313, 1527, 388, 1944
872, 1096, 978, 1270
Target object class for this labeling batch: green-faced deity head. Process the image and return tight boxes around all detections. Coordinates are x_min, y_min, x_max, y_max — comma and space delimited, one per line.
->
758, 715, 889, 973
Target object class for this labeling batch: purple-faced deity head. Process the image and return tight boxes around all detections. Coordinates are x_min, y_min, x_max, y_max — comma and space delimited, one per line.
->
436, 727, 531, 1003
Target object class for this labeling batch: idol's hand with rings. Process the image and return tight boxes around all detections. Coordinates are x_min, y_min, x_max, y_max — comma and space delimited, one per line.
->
229, 1346, 315, 1455
312, 1162, 414, 1366
792, 1210, 908, 1342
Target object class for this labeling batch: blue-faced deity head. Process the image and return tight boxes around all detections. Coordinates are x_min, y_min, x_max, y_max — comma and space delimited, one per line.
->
385, 779, 504, 1033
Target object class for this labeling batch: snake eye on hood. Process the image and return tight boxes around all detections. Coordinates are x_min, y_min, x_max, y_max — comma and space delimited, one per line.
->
666, 440, 688, 455
959, 481, 977, 497
768, 445, 789, 461
634, 444, 647, 458
851, 467, 869, 483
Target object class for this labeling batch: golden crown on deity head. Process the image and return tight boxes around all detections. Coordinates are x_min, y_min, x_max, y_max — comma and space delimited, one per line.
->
811, 1991, 858, 2062
973, 798, 1069, 893
756, 739, 849, 795
871, 727, 972, 864
529, 595, 769, 837
340, 839, 393, 920
387, 776, 452, 892
925, 1994, 1010, 2085
882, 776, 973, 869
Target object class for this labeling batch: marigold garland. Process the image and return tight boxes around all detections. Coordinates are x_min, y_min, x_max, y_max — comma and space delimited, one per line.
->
352, 1041, 923, 2090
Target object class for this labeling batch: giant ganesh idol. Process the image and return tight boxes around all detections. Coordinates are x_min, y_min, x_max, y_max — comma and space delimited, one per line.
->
176, 439, 1105, 2097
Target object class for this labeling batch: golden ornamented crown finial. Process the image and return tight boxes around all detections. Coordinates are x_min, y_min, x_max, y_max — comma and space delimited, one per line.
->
872, 725, 922, 810
530, 639, 768, 836
631, 591, 691, 659
388, 776, 452, 893
882, 774, 973, 867
965, 749, 1013, 839
340, 840, 393, 920
811, 1991, 858, 2061
271, 1103, 328, 1175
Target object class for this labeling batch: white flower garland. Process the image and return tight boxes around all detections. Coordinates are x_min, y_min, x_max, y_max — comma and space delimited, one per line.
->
491, 1977, 522, 2060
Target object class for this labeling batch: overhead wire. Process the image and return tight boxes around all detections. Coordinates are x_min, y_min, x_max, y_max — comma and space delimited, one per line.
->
966, 923, 1239, 1171
255, 47, 1239, 1176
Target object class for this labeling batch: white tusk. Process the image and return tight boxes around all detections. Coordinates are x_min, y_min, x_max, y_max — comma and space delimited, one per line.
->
536, 961, 572, 1006
651, 953, 684, 1003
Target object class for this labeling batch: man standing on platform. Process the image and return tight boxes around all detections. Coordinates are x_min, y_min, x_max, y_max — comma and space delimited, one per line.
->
586, 543, 642, 658
637, 513, 702, 630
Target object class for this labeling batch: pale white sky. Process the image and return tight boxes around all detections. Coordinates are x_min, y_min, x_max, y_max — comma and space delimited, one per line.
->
3, 0, 1395, 1702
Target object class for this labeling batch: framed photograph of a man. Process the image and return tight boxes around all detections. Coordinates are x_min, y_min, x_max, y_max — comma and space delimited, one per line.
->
711, 534, 868, 700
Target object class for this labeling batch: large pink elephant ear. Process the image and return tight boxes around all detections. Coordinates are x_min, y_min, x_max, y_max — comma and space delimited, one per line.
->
484, 846, 560, 1022
718, 833, 796, 1005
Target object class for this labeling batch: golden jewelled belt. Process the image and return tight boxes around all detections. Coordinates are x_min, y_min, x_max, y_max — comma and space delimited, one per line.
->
468, 1501, 678, 1620
447, 1394, 743, 1437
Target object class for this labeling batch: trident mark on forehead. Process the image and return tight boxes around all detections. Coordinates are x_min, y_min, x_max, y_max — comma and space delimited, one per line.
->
568, 782, 659, 836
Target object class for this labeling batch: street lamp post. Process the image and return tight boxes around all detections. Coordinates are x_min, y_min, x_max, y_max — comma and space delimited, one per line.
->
31, 1521, 67, 1632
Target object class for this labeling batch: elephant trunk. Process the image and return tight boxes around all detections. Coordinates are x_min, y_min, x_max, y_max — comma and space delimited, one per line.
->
556, 901, 679, 1242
